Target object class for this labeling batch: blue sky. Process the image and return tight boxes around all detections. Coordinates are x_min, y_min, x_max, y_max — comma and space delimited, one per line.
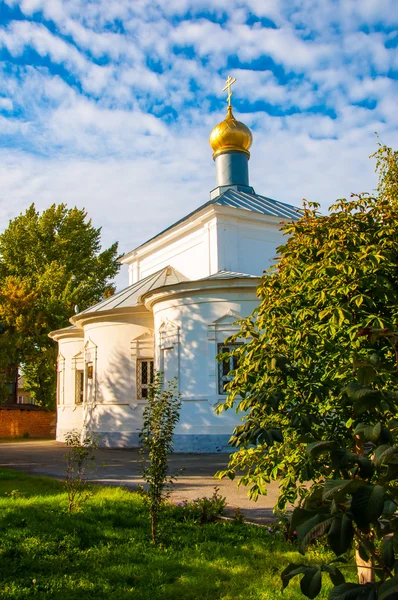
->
0, 0, 397, 285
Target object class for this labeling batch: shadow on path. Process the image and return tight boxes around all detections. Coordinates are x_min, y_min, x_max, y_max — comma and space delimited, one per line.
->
0, 440, 281, 524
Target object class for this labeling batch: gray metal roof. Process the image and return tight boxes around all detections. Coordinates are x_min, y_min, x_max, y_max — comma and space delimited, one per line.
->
215, 188, 300, 220
76, 266, 188, 315
122, 188, 300, 259
200, 270, 260, 280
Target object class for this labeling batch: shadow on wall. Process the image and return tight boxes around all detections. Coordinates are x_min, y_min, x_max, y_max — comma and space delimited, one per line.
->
160, 295, 245, 408
79, 296, 248, 448
82, 349, 144, 447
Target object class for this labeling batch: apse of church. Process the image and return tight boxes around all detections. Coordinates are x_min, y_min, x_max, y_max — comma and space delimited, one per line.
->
49, 78, 299, 452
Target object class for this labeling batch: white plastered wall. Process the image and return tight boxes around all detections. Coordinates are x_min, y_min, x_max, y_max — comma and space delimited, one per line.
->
217, 214, 287, 275
79, 310, 154, 445
128, 217, 218, 284
56, 334, 84, 442
150, 285, 259, 450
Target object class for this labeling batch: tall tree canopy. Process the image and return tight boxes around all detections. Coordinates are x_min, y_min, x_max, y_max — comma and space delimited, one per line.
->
0, 204, 120, 408
218, 145, 398, 508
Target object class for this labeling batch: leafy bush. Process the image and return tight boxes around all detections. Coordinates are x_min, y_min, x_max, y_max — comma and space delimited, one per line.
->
216, 144, 398, 511
174, 487, 227, 524
282, 330, 398, 599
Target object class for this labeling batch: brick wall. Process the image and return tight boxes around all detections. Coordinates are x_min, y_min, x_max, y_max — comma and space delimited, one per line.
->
0, 407, 56, 438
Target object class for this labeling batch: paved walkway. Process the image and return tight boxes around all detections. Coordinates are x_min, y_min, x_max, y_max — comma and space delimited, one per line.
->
0, 440, 280, 523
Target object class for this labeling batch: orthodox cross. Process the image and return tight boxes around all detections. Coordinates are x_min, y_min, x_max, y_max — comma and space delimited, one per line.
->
222, 75, 237, 107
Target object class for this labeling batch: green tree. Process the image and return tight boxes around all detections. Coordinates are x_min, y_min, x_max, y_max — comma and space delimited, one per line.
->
0, 203, 119, 407
282, 328, 398, 598
217, 145, 398, 509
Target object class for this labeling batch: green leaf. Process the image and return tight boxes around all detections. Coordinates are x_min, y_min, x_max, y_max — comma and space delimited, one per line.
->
327, 513, 354, 556
357, 458, 375, 479
281, 563, 308, 590
351, 484, 385, 528
344, 383, 383, 416
322, 565, 345, 586
307, 441, 337, 459
370, 422, 382, 443
379, 575, 398, 600
329, 583, 376, 600
357, 543, 369, 563
357, 366, 376, 386
290, 507, 318, 536
375, 445, 398, 467
297, 514, 334, 553
354, 423, 374, 442
300, 567, 322, 599
323, 479, 366, 502
383, 536, 395, 569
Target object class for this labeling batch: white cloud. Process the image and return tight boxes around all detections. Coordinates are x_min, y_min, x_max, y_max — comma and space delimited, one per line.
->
0, 97, 13, 110
0, 0, 396, 292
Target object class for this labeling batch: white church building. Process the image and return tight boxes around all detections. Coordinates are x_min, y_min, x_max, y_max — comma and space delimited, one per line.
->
49, 83, 299, 452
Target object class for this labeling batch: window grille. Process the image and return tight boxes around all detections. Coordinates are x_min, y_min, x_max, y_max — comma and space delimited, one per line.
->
86, 363, 93, 380
75, 370, 84, 404
217, 344, 241, 395
137, 359, 154, 399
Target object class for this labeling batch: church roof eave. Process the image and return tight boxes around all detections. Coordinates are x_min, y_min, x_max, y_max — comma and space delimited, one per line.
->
48, 325, 84, 342
68, 266, 189, 324
141, 274, 262, 311
70, 305, 152, 328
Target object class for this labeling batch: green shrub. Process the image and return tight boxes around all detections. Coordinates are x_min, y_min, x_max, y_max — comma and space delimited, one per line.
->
173, 487, 226, 524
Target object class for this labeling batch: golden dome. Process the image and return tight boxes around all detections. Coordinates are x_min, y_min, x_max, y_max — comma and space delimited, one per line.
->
209, 106, 253, 159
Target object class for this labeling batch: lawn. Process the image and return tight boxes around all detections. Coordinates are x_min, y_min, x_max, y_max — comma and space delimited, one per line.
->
0, 468, 333, 600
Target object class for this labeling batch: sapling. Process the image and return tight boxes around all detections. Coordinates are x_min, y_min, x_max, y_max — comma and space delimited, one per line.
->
139, 374, 181, 543
64, 429, 98, 512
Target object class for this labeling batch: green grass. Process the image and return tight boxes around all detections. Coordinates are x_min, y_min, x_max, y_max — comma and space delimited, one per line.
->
0, 468, 332, 600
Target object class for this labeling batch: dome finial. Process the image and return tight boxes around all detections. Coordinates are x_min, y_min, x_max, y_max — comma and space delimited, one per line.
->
209, 76, 252, 159
222, 74, 237, 108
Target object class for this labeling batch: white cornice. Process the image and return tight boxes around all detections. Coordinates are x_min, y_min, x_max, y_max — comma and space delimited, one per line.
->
142, 276, 261, 311
48, 327, 84, 342
119, 203, 289, 266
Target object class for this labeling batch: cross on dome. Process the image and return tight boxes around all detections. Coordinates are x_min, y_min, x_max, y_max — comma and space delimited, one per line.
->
222, 75, 236, 107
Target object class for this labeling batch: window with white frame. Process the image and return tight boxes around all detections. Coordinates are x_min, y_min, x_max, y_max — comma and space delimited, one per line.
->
137, 359, 154, 399
75, 370, 84, 404
217, 343, 241, 395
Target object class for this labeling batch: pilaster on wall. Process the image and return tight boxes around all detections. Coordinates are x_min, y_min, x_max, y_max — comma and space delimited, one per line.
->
207, 309, 241, 404
56, 354, 65, 405
129, 262, 139, 285
203, 219, 218, 276
158, 319, 180, 390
